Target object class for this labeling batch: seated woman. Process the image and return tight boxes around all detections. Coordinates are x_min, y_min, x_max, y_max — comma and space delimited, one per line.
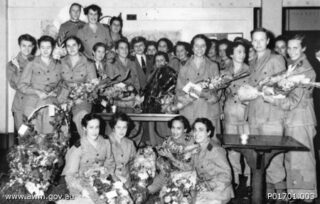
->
18, 35, 61, 134
166, 118, 234, 204
61, 113, 115, 203
108, 112, 136, 186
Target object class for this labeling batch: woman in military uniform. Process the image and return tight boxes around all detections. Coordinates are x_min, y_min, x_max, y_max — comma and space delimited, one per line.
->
62, 113, 115, 202
222, 41, 251, 189
7, 34, 36, 131
176, 34, 221, 138
263, 35, 318, 202
108, 112, 136, 186
18, 35, 61, 134
58, 36, 97, 137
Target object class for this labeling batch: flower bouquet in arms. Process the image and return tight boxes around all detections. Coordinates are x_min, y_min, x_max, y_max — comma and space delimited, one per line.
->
168, 72, 250, 112
0, 105, 70, 203
129, 147, 157, 203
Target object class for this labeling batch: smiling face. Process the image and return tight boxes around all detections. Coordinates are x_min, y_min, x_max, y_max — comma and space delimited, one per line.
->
231, 44, 246, 63
133, 42, 145, 55
116, 42, 129, 58
208, 42, 217, 59
20, 40, 34, 57
275, 40, 287, 57
39, 41, 53, 58
252, 31, 269, 53
147, 45, 157, 56
193, 38, 207, 57
70, 5, 81, 21
287, 39, 305, 61
111, 20, 122, 34
158, 41, 169, 53
193, 122, 210, 144
155, 55, 167, 68
219, 44, 228, 60
87, 9, 98, 24
170, 120, 186, 140
176, 45, 188, 61
66, 39, 81, 56
84, 119, 100, 140
113, 120, 128, 140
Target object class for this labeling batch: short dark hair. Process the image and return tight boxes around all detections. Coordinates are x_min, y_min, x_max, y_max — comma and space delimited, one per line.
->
146, 41, 157, 49
168, 115, 191, 133
69, 3, 82, 13
208, 39, 218, 53
226, 41, 247, 59
153, 51, 169, 65
65, 35, 84, 52
38, 35, 56, 48
84, 4, 102, 19
109, 112, 134, 136
174, 41, 192, 57
157, 38, 174, 53
93, 42, 106, 52
18, 34, 37, 55
190, 34, 211, 55
130, 36, 146, 48
115, 39, 130, 50
288, 34, 307, 49
250, 27, 270, 40
81, 113, 103, 127
192, 118, 215, 138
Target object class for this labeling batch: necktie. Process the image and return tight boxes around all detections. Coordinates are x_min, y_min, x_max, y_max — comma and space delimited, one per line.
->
141, 56, 147, 74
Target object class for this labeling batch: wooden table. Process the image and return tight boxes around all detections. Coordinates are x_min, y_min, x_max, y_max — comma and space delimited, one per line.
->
220, 134, 309, 204
98, 113, 178, 146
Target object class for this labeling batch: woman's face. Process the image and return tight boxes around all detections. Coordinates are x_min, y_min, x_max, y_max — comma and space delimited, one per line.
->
94, 46, 106, 62
20, 40, 34, 57
218, 44, 228, 60
111, 20, 122, 34
116, 42, 129, 58
87, 9, 99, 24
155, 55, 167, 68
176, 45, 188, 61
208, 42, 217, 58
171, 120, 186, 140
193, 38, 206, 57
146, 45, 157, 56
252, 31, 269, 53
66, 39, 80, 56
84, 119, 100, 140
275, 40, 287, 57
39, 41, 53, 58
158, 41, 169, 53
248, 47, 256, 61
287, 39, 305, 61
231, 45, 246, 63
193, 122, 210, 144
113, 120, 128, 140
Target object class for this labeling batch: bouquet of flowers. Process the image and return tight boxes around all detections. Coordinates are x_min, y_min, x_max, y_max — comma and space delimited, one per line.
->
82, 167, 133, 204
1, 105, 70, 199
157, 138, 199, 163
160, 183, 184, 204
129, 147, 157, 203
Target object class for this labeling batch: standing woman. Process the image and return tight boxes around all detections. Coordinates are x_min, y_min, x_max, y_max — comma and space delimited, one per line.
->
176, 34, 221, 137
77, 4, 112, 59
108, 112, 136, 186
248, 28, 286, 191
174, 41, 191, 67
157, 38, 180, 72
222, 41, 251, 188
59, 36, 97, 137
106, 39, 140, 91
18, 35, 62, 134
207, 39, 220, 63
263, 34, 317, 202
109, 16, 127, 48
7, 34, 37, 131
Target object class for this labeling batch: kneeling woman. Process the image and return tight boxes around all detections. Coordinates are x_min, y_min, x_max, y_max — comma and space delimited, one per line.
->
169, 118, 234, 204
62, 113, 115, 200
108, 112, 136, 185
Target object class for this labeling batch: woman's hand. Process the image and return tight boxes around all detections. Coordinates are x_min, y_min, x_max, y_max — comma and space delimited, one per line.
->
35, 90, 48, 99
263, 95, 275, 104
199, 89, 211, 99
159, 148, 174, 160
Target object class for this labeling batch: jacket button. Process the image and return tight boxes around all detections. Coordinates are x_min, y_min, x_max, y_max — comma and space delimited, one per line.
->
96, 154, 99, 156
47, 78, 50, 80
121, 154, 123, 157
70, 77, 73, 80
